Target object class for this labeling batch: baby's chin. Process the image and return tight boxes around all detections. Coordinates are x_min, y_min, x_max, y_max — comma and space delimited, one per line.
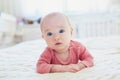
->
54, 45, 69, 52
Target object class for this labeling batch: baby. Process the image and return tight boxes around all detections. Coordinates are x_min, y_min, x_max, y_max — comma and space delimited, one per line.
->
36, 12, 94, 74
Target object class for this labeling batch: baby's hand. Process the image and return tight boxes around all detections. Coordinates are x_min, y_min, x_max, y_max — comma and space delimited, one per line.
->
66, 64, 80, 72
50, 63, 86, 73
66, 63, 86, 73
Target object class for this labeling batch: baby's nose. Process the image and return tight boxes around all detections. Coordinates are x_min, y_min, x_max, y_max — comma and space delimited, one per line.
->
54, 34, 60, 41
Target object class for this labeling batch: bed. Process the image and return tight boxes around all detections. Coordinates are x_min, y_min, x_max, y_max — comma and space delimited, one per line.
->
0, 36, 120, 80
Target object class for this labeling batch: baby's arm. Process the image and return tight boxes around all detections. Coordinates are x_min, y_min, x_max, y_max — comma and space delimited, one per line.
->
37, 50, 80, 73
50, 63, 85, 73
37, 59, 86, 73
50, 65, 67, 72
78, 44, 94, 67
37, 49, 53, 74
70, 62, 86, 71
37, 62, 81, 73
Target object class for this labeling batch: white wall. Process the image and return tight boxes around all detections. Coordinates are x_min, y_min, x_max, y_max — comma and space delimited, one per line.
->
0, 0, 22, 17
1, 0, 120, 18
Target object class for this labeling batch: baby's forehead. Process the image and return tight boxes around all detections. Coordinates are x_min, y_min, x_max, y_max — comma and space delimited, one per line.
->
40, 12, 71, 31
41, 13, 67, 25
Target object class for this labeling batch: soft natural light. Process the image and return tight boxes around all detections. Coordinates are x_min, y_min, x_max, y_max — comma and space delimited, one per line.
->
66, 0, 110, 13
36, 0, 64, 16
20, 0, 110, 18
20, 0, 38, 19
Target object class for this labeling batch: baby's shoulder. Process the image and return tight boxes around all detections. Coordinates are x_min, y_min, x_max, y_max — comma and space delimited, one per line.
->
43, 47, 53, 53
41, 47, 54, 57
70, 40, 83, 47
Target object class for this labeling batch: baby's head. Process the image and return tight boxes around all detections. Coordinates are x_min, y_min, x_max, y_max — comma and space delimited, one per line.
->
40, 12, 73, 33
40, 12, 73, 51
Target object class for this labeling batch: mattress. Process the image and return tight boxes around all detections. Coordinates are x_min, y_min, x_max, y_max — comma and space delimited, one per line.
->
0, 36, 120, 80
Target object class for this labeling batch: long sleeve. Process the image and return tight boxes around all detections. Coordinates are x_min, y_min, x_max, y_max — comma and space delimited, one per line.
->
78, 44, 94, 67
36, 48, 53, 74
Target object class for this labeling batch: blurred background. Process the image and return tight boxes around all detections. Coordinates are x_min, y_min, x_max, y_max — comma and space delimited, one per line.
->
0, 0, 120, 48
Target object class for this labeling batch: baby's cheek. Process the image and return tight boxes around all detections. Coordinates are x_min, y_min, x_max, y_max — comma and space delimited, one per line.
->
47, 42, 54, 48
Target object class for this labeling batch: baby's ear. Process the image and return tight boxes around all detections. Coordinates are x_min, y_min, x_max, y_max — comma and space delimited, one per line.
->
70, 27, 73, 35
42, 34, 44, 39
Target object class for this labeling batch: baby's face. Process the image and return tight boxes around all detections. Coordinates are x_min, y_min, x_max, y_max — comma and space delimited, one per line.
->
41, 14, 72, 51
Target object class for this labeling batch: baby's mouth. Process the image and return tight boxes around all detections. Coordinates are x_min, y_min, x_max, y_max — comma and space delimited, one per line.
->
55, 42, 62, 45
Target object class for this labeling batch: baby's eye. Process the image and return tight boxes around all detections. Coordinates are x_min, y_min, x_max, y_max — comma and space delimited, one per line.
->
59, 29, 65, 33
47, 32, 53, 36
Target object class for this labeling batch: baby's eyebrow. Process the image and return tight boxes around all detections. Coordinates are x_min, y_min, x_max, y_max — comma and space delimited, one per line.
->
44, 28, 50, 33
58, 25, 65, 28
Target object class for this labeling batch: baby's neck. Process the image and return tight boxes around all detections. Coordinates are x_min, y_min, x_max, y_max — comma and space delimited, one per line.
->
55, 49, 69, 61
55, 43, 70, 54
55, 46, 69, 54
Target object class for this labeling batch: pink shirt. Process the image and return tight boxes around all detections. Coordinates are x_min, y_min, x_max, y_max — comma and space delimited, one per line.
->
37, 40, 94, 73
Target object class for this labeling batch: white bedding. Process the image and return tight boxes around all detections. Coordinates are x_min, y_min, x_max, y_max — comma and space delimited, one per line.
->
0, 36, 120, 80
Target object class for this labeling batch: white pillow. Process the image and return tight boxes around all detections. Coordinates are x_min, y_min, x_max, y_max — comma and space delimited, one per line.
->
1, 12, 16, 21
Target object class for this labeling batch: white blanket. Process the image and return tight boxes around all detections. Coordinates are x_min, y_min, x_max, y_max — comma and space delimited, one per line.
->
0, 36, 120, 80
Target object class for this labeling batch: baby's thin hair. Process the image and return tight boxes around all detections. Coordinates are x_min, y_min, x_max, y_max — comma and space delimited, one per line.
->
40, 12, 74, 32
